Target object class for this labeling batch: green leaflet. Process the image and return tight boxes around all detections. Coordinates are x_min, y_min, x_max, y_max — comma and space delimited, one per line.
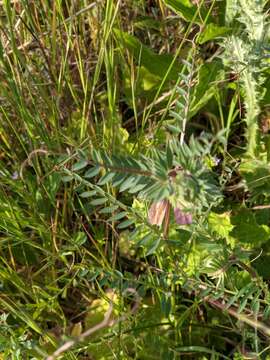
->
99, 205, 119, 214
79, 190, 97, 198
71, 159, 88, 171
90, 198, 108, 206
98, 172, 116, 186
117, 219, 135, 229
84, 165, 100, 179
108, 211, 128, 222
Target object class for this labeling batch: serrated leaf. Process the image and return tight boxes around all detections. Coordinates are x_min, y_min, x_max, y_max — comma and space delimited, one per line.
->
84, 165, 100, 178
239, 160, 270, 198
231, 209, 270, 247
90, 198, 107, 206
208, 212, 234, 239
72, 159, 88, 171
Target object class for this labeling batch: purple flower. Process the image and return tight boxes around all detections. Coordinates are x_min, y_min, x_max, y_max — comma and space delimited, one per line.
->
174, 207, 192, 225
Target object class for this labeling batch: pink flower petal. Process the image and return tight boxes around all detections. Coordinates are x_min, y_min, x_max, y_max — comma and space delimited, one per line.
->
174, 207, 192, 225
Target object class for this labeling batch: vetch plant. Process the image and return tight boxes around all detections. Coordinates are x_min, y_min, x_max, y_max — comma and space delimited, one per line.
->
63, 130, 224, 249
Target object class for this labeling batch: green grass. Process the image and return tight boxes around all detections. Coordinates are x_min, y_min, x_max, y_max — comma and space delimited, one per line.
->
0, 0, 270, 359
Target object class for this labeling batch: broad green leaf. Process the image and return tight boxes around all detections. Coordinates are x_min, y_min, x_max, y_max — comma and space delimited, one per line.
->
198, 23, 231, 44
163, 0, 213, 24
208, 212, 234, 239
137, 66, 161, 91
46, 173, 61, 201
190, 61, 224, 117
239, 160, 270, 198
230, 209, 270, 247
114, 29, 180, 81
253, 255, 270, 280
